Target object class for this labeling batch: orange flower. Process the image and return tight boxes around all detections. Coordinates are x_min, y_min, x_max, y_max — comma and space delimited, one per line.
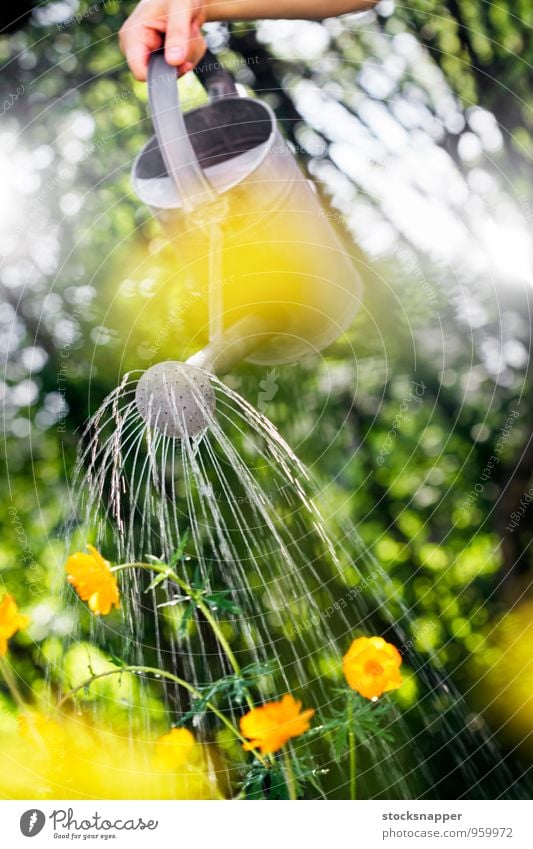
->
240, 694, 315, 755
343, 636, 403, 700
0, 593, 30, 656
65, 545, 119, 616
153, 728, 196, 770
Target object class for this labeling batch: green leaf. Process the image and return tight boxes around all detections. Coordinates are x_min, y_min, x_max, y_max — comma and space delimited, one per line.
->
242, 764, 269, 800
178, 601, 196, 637
333, 725, 348, 758
317, 690, 397, 758
267, 768, 289, 800
241, 764, 288, 800
190, 561, 208, 591
292, 753, 329, 796
108, 651, 126, 668
156, 594, 190, 608
176, 661, 276, 725
144, 569, 171, 593
204, 590, 242, 616
169, 532, 189, 568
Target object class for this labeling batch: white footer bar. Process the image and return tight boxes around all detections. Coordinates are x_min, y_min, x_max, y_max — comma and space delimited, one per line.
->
2, 800, 530, 848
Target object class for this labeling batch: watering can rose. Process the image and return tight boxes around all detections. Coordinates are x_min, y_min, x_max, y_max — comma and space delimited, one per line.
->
240, 694, 315, 755
65, 545, 120, 615
0, 593, 30, 655
343, 636, 403, 700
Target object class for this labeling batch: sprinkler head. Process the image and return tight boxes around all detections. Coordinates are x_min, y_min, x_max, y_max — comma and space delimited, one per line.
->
135, 361, 216, 439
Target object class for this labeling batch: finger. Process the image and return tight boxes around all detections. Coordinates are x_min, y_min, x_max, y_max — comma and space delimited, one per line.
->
165, 0, 192, 66
185, 20, 206, 67
177, 32, 205, 76
120, 23, 163, 81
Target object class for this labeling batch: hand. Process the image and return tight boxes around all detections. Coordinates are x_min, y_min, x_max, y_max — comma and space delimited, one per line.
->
119, 0, 208, 81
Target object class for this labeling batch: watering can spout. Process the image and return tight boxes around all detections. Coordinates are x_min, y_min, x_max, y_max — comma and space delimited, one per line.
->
185, 314, 272, 377
134, 314, 273, 441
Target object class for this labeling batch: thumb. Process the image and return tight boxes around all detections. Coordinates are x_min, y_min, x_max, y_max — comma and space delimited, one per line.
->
165, 0, 192, 66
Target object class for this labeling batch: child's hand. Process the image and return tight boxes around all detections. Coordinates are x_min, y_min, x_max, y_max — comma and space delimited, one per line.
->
119, 0, 379, 80
119, 0, 208, 81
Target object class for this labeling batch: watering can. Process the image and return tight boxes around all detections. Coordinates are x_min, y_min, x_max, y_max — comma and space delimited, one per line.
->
132, 49, 361, 373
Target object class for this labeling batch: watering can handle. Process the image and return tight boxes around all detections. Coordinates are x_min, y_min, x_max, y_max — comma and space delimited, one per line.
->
147, 49, 237, 209
194, 50, 239, 99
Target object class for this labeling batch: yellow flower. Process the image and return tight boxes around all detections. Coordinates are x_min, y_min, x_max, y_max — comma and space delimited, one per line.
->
240, 694, 315, 755
18, 712, 66, 753
65, 545, 119, 616
153, 727, 196, 770
0, 593, 30, 656
1, 714, 218, 799
343, 636, 403, 700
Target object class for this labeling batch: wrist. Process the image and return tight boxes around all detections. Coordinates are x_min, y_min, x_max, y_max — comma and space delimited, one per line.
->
204, 1, 257, 22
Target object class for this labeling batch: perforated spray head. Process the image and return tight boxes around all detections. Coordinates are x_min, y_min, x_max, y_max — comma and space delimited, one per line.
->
135, 361, 216, 439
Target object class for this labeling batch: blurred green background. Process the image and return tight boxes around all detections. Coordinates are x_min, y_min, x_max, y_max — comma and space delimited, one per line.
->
0, 0, 532, 798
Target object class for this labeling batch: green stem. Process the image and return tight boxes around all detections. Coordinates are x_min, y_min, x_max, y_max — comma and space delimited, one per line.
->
0, 655, 27, 712
0, 657, 47, 752
347, 698, 356, 801
56, 664, 267, 767
283, 748, 298, 801
113, 562, 254, 710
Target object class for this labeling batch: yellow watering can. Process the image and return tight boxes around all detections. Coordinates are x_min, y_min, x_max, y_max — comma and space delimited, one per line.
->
132, 49, 362, 374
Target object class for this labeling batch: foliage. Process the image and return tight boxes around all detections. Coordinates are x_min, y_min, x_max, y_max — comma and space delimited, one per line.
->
0, 0, 531, 799
177, 661, 276, 724
313, 689, 397, 757
241, 762, 289, 800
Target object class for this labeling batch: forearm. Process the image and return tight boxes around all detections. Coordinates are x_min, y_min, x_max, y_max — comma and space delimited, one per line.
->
119, 0, 376, 80
205, 0, 376, 22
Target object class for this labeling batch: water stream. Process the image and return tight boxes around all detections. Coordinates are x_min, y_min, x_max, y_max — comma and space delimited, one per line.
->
66, 364, 522, 800
59, 207, 524, 799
